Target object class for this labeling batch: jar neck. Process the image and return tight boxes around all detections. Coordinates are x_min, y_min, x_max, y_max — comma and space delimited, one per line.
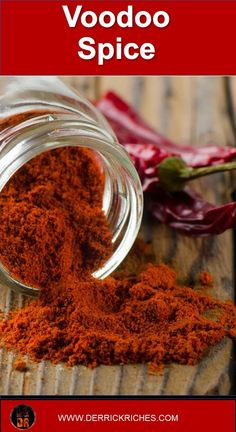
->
0, 77, 112, 134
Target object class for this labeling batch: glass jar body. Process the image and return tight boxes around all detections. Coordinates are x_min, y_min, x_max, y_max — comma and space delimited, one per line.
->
0, 77, 143, 295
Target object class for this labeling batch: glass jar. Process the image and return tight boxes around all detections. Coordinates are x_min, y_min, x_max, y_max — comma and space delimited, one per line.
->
0, 77, 143, 296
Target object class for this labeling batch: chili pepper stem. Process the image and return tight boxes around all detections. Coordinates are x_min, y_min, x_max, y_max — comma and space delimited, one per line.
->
180, 161, 236, 180
158, 156, 236, 192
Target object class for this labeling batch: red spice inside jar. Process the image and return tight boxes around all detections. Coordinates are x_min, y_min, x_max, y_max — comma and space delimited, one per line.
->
0, 146, 113, 288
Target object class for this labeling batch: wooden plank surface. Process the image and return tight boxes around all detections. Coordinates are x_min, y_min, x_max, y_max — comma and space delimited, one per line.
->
0, 76, 235, 395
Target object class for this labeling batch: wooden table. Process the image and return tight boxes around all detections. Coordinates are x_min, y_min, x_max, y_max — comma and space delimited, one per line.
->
0, 76, 235, 395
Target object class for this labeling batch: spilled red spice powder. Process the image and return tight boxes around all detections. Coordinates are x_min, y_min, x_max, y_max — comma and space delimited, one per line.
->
199, 271, 214, 287
0, 147, 112, 287
13, 358, 28, 372
0, 140, 235, 369
0, 261, 236, 368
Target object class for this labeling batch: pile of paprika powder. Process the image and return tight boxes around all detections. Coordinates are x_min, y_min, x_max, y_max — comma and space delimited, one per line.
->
1, 253, 236, 368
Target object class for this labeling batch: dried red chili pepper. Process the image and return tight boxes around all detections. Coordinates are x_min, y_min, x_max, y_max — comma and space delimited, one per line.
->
97, 91, 236, 167
148, 188, 236, 236
97, 92, 236, 236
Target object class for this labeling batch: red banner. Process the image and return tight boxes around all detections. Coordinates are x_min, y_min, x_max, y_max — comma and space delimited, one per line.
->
1, 399, 235, 432
1, 1, 236, 75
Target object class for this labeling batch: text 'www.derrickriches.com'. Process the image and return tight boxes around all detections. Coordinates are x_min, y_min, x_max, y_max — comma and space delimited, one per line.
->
57, 413, 179, 422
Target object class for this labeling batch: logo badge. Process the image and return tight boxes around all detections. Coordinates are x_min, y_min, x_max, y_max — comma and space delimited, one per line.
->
10, 404, 36, 430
